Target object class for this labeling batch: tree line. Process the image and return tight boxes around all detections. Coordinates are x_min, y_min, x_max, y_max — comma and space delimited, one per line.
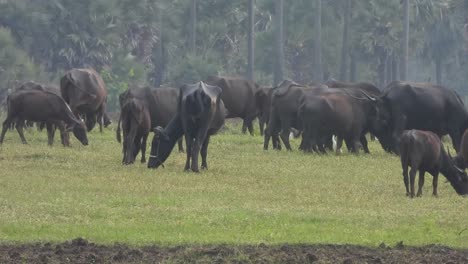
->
0, 0, 467, 111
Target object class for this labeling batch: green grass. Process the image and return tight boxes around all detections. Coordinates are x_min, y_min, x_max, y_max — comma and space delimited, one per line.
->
0, 123, 467, 248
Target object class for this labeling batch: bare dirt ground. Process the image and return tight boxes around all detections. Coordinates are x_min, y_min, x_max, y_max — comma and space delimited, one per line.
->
1, 238, 467, 263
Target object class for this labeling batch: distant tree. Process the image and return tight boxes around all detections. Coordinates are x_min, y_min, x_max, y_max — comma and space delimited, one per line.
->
274, 0, 285, 84
313, 0, 323, 82
247, 0, 255, 81
401, 0, 410, 80
339, 0, 352, 81
190, 0, 197, 53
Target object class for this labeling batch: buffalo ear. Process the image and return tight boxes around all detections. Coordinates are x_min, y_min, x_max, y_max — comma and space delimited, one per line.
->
153, 126, 169, 140
152, 126, 164, 134
65, 124, 74, 132
454, 165, 464, 173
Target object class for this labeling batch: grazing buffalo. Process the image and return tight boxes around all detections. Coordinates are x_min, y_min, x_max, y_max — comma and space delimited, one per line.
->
372, 82, 468, 154
204, 75, 263, 135
147, 82, 226, 172
60, 68, 111, 132
400, 130, 468, 197
116, 86, 184, 164
0, 89, 88, 146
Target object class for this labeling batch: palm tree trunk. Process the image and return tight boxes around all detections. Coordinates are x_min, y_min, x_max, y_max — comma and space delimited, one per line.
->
313, 0, 323, 82
274, 0, 285, 85
435, 57, 442, 85
349, 52, 357, 82
401, 0, 409, 80
339, 0, 351, 81
154, 4, 164, 87
247, 0, 255, 81
190, 0, 197, 53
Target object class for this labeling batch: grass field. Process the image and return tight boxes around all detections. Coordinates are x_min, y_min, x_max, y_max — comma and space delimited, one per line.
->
0, 122, 467, 248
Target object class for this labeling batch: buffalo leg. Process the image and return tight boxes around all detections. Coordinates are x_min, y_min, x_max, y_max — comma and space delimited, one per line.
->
133, 137, 142, 162
324, 135, 333, 152
279, 116, 293, 151
0, 118, 12, 144
191, 120, 211, 172
259, 118, 265, 136
360, 134, 370, 154
336, 136, 344, 155
402, 165, 410, 196
409, 167, 417, 198
177, 138, 184, 153
57, 122, 70, 147
242, 120, 248, 134
280, 129, 292, 151
201, 136, 210, 169
140, 133, 148, 163
46, 123, 55, 146
15, 122, 27, 144
124, 123, 138, 164
416, 170, 425, 197
432, 173, 439, 197
184, 135, 192, 171
242, 119, 254, 136
190, 139, 202, 173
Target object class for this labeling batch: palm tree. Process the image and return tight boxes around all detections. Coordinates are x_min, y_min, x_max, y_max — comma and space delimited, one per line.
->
339, 0, 352, 81
247, 0, 255, 81
401, 0, 410, 80
313, 0, 323, 82
274, 0, 285, 85
190, 0, 197, 53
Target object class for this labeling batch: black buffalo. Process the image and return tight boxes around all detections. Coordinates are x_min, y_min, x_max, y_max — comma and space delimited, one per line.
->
372, 82, 468, 154
116, 86, 184, 164
147, 82, 226, 172
264, 80, 328, 151
60, 68, 111, 132
0, 89, 88, 146
400, 130, 468, 197
119, 96, 151, 165
454, 129, 468, 170
205, 75, 264, 135
299, 88, 378, 154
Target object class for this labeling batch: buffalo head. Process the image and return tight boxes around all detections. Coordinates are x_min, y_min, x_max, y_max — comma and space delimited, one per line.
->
147, 126, 172, 169
66, 120, 88, 146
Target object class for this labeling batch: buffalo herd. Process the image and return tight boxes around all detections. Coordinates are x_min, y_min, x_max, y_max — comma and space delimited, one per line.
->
0, 69, 467, 196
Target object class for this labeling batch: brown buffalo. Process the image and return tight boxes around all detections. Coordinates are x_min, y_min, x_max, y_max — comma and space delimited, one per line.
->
205, 75, 264, 135
400, 130, 468, 197
0, 89, 88, 146
60, 68, 111, 132
116, 86, 184, 164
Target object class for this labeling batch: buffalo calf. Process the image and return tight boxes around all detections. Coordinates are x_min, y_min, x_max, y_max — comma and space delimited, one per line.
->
400, 130, 468, 197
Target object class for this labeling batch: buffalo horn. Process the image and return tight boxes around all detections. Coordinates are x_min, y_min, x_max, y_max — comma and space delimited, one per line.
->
358, 90, 377, 102
454, 164, 464, 173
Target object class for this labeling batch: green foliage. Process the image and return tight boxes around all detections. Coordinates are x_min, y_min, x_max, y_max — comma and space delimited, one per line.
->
0, 127, 467, 247
0, 27, 47, 91
100, 52, 147, 112
1, 0, 468, 105
167, 53, 221, 85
